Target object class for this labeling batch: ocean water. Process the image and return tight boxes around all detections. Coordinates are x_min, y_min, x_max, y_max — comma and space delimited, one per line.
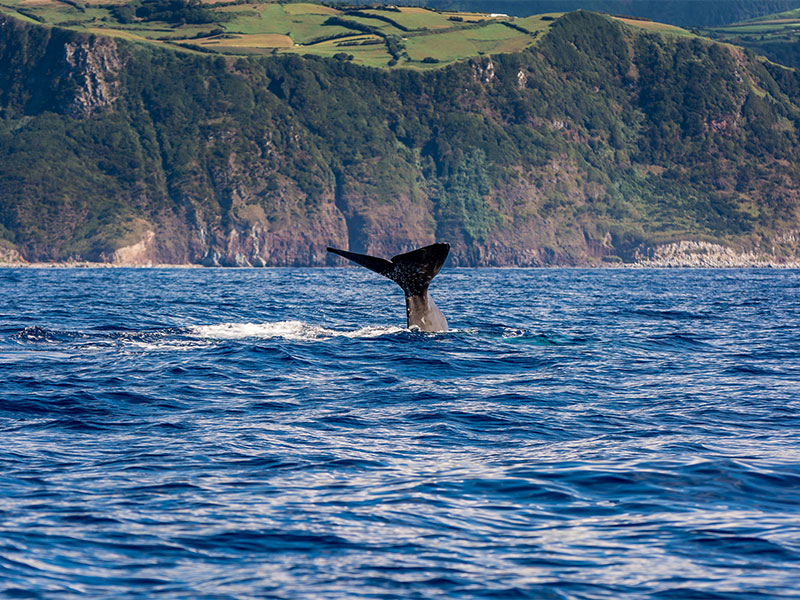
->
1, 267, 799, 599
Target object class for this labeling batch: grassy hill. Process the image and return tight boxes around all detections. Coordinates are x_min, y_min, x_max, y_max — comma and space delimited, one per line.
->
0, 0, 557, 68
2, 7, 800, 266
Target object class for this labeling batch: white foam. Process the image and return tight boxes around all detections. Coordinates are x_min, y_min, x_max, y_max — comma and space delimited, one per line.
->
188, 321, 404, 341
127, 340, 212, 352
343, 324, 406, 339
0, 350, 73, 363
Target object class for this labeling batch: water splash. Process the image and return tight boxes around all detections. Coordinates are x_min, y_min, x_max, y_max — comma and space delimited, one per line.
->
188, 320, 405, 341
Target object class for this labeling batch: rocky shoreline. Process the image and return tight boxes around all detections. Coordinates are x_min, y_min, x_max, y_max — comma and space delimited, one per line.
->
627, 240, 800, 269
4, 240, 800, 269
0, 238, 800, 269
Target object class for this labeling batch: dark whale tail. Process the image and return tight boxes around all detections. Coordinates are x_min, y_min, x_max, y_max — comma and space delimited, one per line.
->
327, 243, 450, 332
326, 243, 449, 297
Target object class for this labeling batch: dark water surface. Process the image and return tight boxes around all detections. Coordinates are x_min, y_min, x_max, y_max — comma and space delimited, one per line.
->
1, 267, 799, 599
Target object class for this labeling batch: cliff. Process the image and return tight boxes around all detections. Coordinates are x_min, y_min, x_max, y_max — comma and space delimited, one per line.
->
2, 11, 800, 266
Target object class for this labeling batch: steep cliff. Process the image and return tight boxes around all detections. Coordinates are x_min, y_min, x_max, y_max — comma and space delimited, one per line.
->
2, 11, 800, 266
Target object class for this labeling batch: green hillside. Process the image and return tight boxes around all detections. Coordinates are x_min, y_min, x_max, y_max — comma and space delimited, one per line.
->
2, 8, 800, 266
704, 7, 800, 67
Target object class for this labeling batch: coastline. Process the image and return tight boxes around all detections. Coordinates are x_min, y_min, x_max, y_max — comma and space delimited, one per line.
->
3, 261, 800, 269
3, 239, 800, 269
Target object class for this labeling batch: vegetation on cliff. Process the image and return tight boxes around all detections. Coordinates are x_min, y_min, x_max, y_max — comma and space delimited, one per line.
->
1, 8, 800, 265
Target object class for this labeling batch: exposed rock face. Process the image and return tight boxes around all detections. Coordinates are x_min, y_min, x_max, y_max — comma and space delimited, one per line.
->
0, 15, 121, 117
334, 183, 436, 259
633, 240, 800, 268
112, 230, 155, 266
516, 69, 528, 89
198, 208, 346, 267
472, 56, 495, 84
0, 245, 24, 264
62, 37, 122, 118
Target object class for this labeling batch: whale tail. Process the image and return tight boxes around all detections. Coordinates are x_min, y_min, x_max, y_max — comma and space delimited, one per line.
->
327, 243, 450, 297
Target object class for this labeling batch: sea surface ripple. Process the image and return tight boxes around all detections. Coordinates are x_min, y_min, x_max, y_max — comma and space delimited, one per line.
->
1, 267, 799, 599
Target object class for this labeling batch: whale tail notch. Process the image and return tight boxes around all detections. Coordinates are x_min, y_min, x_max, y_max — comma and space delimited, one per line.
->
327, 243, 450, 297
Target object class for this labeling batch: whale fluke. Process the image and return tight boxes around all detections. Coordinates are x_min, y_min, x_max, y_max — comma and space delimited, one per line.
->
327, 243, 450, 332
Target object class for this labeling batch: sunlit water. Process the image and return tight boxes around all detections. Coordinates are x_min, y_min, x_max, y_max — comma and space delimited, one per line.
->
1, 267, 799, 599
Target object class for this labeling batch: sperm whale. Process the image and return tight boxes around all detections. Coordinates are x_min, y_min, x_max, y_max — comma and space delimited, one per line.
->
327, 243, 450, 332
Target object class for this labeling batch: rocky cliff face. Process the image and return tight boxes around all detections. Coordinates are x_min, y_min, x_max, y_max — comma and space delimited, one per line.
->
62, 36, 122, 118
2, 12, 800, 266
0, 17, 119, 116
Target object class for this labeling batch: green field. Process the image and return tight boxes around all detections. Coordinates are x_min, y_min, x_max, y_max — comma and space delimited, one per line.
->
610, 16, 695, 37
0, 0, 555, 68
748, 7, 800, 22
702, 7, 800, 67
405, 22, 533, 64
371, 7, 455, 30
0, 0, 721, 69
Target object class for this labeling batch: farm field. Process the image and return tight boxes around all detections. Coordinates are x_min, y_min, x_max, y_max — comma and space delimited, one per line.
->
704, 8, 800, 44
405, 22, 534, 64
734, 6, 800, 25
0, 0, 558, 68
0, 0, 723, 68
702, 7, 800, 67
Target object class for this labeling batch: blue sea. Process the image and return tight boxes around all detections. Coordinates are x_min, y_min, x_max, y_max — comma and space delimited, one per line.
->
1, 267, 799, 599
